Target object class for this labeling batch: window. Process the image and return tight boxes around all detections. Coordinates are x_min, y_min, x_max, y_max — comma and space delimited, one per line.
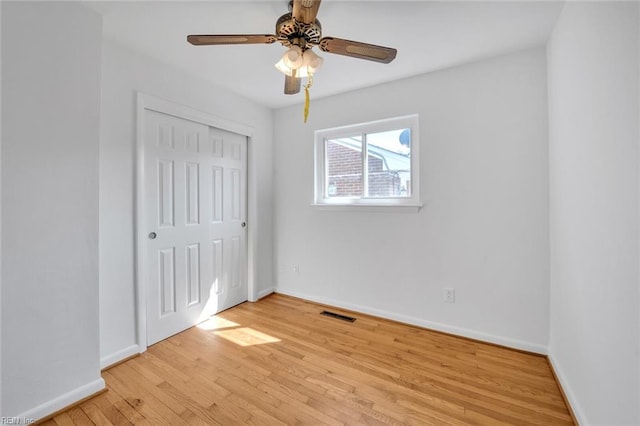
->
314, 114, 420, 209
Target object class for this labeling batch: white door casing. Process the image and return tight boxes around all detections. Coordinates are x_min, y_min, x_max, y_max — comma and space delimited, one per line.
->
136, 94, 254, 348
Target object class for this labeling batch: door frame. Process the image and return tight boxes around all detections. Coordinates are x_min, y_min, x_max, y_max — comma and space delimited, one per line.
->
135, 92, 257, 352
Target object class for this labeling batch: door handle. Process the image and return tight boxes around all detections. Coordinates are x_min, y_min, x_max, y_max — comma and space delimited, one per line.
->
148, 232, 157, 239
241, 222, 246, 228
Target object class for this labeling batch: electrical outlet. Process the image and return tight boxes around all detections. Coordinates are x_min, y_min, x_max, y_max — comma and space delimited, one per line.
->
444, 288, 455, 303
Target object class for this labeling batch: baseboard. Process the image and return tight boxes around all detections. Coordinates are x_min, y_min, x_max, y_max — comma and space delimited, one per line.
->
276, 289, 548, 355
17, 377, 105, 423
100, 344, 140, 370
547, 350, 585, 425
256, 286, 276, 300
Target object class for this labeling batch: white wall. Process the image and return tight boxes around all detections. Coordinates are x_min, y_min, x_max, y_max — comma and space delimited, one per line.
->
547, 2, 640, 424
1, 1, 104, 418
274, 48, 550, 352
99, 38, 275, 367
0, 1, 3, 415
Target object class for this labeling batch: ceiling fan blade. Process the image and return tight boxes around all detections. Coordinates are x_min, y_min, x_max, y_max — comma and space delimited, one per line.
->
187, 34, 278, 46
284, 74, 301, 95
319, 37, 397, 64
292, 0, 322, 25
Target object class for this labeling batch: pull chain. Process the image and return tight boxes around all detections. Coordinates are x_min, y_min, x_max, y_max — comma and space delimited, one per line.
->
304, 74, 314, 123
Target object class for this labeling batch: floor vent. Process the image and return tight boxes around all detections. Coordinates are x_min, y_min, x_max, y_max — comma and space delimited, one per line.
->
320, 310, 356, 322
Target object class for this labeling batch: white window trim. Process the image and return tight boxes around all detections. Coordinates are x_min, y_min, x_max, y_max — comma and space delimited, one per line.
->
313, 114, 422, 211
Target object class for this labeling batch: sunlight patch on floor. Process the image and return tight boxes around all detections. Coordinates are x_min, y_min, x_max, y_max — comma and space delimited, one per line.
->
197, 316, 240, 331
215, 327, 281, 346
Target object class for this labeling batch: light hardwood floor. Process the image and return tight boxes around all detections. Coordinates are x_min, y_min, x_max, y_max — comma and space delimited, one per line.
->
41, 294, 574, 425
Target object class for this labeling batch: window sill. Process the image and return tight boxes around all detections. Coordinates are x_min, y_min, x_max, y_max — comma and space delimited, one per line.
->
311, 203, 424, 213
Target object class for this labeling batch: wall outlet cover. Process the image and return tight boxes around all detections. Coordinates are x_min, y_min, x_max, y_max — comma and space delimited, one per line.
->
444, 288, 455, 303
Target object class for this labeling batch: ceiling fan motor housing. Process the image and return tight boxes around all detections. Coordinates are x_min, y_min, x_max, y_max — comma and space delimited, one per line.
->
276, 13, 322, 49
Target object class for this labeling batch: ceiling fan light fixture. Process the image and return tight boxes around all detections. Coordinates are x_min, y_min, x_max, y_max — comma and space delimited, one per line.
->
302, 49, 323, 74
276, 49, 323, 78
275, 58, 308, 78
282, 45, 304, 69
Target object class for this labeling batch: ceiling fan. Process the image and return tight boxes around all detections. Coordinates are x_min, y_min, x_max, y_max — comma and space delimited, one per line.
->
187, 0, 397, 105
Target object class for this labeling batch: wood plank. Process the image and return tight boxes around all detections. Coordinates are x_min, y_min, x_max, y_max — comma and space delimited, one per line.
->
67, 408, 94, 426
49, 293, 574, 425
103, 388, 151, 425
80, 400, 115, 426
50, 412, 77, 426
102, 370, 185, 425
86, 392, 134, 426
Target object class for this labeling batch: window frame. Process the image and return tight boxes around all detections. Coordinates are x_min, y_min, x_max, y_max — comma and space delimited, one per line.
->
313, 114, 421, 211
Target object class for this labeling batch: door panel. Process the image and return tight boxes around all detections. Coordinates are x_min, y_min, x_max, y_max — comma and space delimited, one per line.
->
158, 247, 176, 315
157, 160, 175, 227
186, 243, 201, 306
185, 162, 200, 225
145, 110, 247, 345
211, 166, 223, 222
212, 239, 223, 295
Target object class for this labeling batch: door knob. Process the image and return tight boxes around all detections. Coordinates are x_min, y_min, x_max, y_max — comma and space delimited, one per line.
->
241, 222, 246, 228
148, 232, 157, 239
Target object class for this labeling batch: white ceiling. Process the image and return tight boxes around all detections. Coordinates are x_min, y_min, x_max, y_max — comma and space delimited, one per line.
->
86, 1, 564, 109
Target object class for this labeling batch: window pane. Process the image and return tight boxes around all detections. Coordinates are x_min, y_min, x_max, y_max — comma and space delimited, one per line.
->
366, 128, 411, 197
326, 137, 363, 197
314, 114, 419, 207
